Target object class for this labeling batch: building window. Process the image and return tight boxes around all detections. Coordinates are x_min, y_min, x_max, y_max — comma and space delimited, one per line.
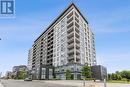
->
41, 42, 43, 44
61, 20, 65, 28
75, 22, 79, 28
67, 22, 73, 29
75, 12, 79, 18
41, 68, 46, 79
67, 11, 73, 19
67, 17, 73, 24
71, 68, 74, 71
75, 17, 79, 23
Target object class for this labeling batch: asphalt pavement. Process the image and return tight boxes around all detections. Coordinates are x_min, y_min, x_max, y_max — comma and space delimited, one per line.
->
1, 80, 76, 87
1, 80, 130, 87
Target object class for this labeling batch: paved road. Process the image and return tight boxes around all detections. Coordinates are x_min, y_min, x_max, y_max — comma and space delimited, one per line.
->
1, 80, 76, 87
1, 80, 130, 87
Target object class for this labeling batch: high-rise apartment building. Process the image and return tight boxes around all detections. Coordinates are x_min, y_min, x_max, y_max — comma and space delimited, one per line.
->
28, 3, 96, 80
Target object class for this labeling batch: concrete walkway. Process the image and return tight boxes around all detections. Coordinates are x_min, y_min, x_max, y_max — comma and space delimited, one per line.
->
0, 83, 4, 87
43, 80, 99, 87
42, 80, 130, 87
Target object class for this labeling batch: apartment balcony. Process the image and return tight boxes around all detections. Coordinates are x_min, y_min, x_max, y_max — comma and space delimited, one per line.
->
67, 32, 74, 39
47, 50, 53, 55
67, 17, 73, 24
47, 35, 53, 40
75, 22, 79, 28
76, 44, 80, 49
48, 29, 54, 35
32, 62, 35, 65
67, 37, 74, 44
75, 32, 80, 38
68, 49, 74, 53
67, 25, 74, 32
32, 56, 36, 59
76, 49, 80, 54
47, 46, 53, 50
48, 33, 53, 37
75, 17, 79, 23
47, 62, 53, 66
47, 58, 53, 62
75, 27, 80, 34
75, 38, 80, 44
47, 42, 53, 47
67, 49, 74, 55
67, 27, 74, 34
67, 56, 74, 60
47, 44, 53, 48
32, 59, 35, 62
67, 22, 74, 29
47, 38, 53, 43
47, 57, 53, 61
68, 57, 74, 62
32, 65, 35, 68
76, 55, 80, 60
75, 12, 79, 18
67, 43, 74, 50
47, 36, 53, 41
67, 12, 73, 19
33, 53, 36, 56
47, 52, 53, 56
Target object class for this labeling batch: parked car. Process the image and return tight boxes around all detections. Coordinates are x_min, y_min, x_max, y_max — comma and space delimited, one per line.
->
24, 77, 32, 81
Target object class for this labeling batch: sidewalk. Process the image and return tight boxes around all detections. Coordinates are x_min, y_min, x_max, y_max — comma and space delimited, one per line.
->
42, 80, 101, 87
0, 83, 4, 87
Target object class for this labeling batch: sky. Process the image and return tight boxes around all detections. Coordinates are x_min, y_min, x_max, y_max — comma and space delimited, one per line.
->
0, 0, 130, 76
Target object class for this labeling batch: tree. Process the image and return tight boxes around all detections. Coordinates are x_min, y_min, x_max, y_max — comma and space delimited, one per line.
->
18, 70, 27, 79
111, 73, 117, 80
108, 74, 112, 80
65, 70, 71, 80
120, 71, 130, 80
117, 74, 122, 80
108, 70, 130, 81
81, 66, 92, 78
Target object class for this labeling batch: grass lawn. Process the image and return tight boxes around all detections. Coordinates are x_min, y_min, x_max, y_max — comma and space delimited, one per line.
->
107, 80, 130, 84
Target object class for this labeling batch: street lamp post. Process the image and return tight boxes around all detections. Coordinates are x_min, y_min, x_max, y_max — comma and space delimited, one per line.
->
0, 72, 2, 82
104, 78, 107, 87
0, 38, 2, 81
83, 77, 85, 87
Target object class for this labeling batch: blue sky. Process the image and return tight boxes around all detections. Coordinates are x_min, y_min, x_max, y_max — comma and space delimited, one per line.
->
0, 0, 130, 75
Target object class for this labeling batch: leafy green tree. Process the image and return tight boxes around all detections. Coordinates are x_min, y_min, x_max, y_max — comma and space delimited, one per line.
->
120, 71, 130, 79
117, 74, 122, 80
18, 70, 27, 79
108, 74, 112, 80
81, 66, 92, 78
65, 70, 71, 80
111, 73, 117, 80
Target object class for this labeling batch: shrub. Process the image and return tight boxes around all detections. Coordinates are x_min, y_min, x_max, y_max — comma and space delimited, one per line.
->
85, 78, 95, 80
122, 78, 127, 81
